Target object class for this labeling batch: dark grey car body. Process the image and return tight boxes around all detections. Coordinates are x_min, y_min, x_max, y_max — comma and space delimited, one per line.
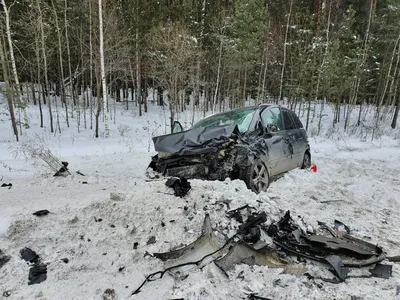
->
150, 104, 310, 191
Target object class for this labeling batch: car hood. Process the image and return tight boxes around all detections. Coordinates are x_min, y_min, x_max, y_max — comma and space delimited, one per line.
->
153, 124, 237, 156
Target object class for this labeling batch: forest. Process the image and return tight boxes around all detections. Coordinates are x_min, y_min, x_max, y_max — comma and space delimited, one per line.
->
1, 0, 400, 141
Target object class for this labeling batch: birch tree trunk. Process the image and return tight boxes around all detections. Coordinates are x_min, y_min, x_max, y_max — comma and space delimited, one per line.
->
37, 0, 54, 133
51, 0, 69, 128
278, 0, 293, 102
89, 0, 93, 129
98, 0, 109, 137
65, 0, 75, 117
0, 34, 18, 141
316, 0, 332, 135
212, 28, 223, 113
3, 0, 28, 128
136, 0, 142, 117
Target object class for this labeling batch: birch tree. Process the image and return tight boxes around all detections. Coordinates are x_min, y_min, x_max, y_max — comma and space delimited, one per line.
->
0, 32, 18, 141
98, 0, 109, 137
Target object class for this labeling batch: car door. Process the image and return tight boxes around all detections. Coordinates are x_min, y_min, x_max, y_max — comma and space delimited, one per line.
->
281, 108, 301, 169
260, 107, 293, 175
289, 110, 308, 167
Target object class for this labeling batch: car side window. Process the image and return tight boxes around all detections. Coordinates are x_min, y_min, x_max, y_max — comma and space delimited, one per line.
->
290, 111, 304, 129
261, 107, 283, 132
282, 109, 296, 130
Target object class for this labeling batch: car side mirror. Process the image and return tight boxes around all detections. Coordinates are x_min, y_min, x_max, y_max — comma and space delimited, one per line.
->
172, 121, 183, 133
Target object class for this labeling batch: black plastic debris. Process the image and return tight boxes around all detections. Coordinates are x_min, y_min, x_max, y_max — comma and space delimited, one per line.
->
238, 211, 267, 236
20, 248, 39, 264
54, 161, 70, 177
248, 294, 273, 300
0, 249, 11, 269
165, 177, 191, 197
325, 255, 349, 281
369, 263, 392, 279
61, 258, 69, 264
1, 183, 12, 189
118, 266, 125, 272
32, 209, 50, 217
146, 236, 156, 245
28, 264, 47, 285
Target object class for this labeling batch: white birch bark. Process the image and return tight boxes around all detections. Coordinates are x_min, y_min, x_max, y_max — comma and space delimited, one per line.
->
98, 0, 109, 137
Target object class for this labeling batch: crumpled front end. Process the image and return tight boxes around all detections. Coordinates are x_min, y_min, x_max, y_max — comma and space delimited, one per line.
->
148, 125, 273, 182
152, 140, 239, 181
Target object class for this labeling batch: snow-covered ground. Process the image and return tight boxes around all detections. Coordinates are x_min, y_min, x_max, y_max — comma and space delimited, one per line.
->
1, 97, 400, 299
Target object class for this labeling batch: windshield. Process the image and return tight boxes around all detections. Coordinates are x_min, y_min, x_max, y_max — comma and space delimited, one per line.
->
192, 107, 255, 133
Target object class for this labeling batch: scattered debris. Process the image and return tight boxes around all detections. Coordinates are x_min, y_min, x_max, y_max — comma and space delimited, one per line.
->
247, 294, 273, 300
1, 183, 12, 189
369, 263, 393, 279
94, 217, 103, 222
146, 236, 156, 245
215, 241, 286, 275
61, 258, 69, 264
76, 171, 85, 176
0, 250, 10, 269
132, 209, 394, 296
325, 255, 349, 281
133, 242, 139, 250
32, 209, 50, 217
103, 288, 116, 300
320, 200, 345, 204
54, 161, 70, 177
82, 181, 88, 184
118, 266, 125, 272
20, 248, 47, 285
165, 177, 191, 197
2, 291, 11, 297
20, 248, 39, 264
28, 264, 47, 285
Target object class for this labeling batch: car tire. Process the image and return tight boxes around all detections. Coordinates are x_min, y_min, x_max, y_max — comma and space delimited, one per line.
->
301, 151, 311, 169
240, 159, 270, 193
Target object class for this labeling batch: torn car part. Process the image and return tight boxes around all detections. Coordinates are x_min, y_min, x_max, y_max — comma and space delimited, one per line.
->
325, 255, 349, 281
20, 248, 39, 264
153, 214, 224, 277
153, 125, 238, 156
28, 264, 47, 285
165, 177, 191, 198
32, 209, 50, 217
369, 263, 393, 279
215, 241, 286, 274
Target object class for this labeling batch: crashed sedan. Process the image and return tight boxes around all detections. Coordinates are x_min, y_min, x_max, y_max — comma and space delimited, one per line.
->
149, 104, 311, 193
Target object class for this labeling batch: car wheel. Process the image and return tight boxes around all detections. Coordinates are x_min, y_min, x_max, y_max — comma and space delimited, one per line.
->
301, 151, 311, 169
240, 159, 270, 193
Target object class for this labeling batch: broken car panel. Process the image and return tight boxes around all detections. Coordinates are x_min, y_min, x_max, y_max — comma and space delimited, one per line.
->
149, 104, 311, 193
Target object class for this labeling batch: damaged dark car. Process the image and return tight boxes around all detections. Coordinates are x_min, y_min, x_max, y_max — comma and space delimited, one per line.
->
149, 105, 311, 193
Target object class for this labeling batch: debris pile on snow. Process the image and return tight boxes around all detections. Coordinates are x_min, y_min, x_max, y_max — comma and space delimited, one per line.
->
133, 208, 394, 297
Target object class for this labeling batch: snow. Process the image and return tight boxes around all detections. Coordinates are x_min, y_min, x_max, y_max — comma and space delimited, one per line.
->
0, 95, 400, 299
